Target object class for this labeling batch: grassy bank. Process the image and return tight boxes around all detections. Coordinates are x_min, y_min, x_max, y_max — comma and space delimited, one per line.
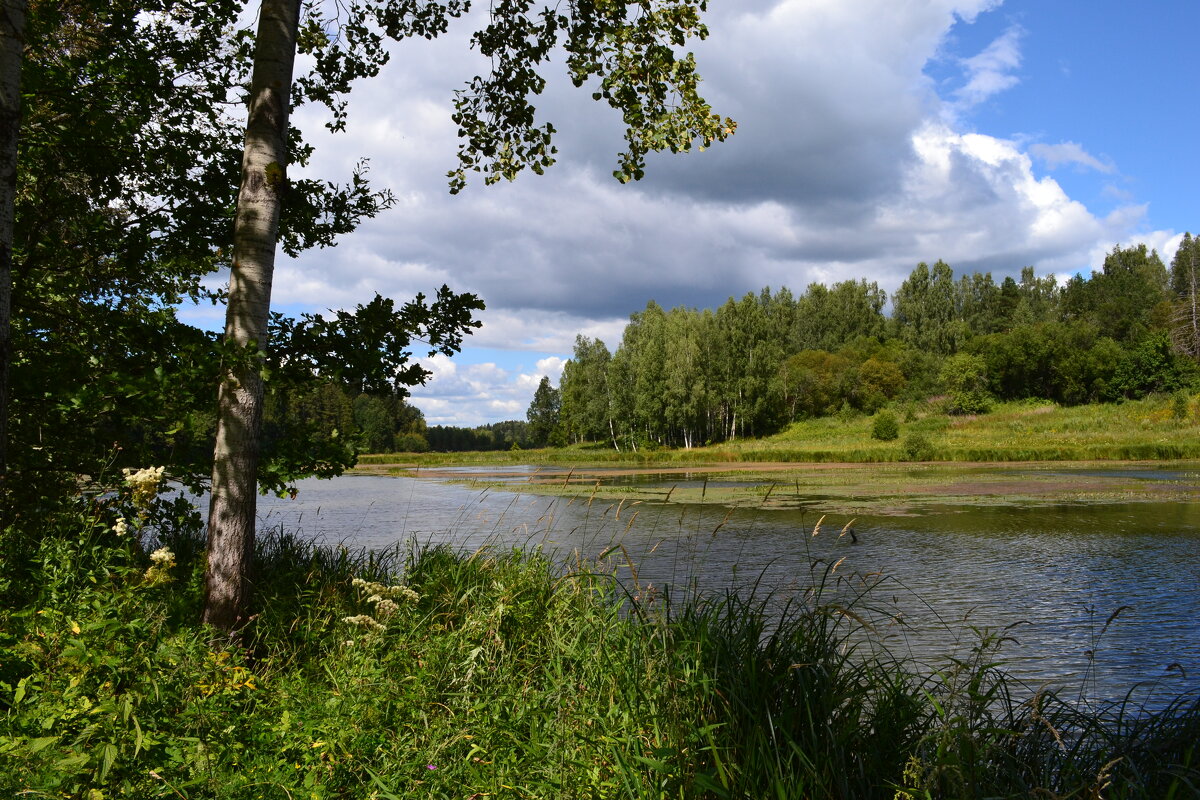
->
358, 396, 1200, 469
2, 501, 1198, 798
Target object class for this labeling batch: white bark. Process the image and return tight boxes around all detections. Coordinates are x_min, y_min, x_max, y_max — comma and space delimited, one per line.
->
0, 0, 27, 480
204, 0, 301, 630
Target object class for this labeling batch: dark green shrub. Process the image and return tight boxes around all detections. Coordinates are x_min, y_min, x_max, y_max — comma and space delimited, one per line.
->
871, 410, 900, 441
393, 432, 430, 452
901, 431, 936, 461
940, 353, 992, 415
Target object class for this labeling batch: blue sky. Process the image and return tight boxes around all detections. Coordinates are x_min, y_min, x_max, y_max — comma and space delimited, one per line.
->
186, 0, 1200, 427
927, 1, 1197, 233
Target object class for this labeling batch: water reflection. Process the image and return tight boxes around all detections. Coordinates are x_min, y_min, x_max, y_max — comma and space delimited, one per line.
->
252, 472, 1200, 704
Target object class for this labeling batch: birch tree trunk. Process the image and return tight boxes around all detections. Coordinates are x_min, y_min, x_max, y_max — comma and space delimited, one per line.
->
0, 0, 27, 482
203, 0, 301, 630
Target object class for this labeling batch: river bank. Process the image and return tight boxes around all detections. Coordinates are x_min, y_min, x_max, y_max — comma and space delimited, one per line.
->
4, 513, 1198, 799
358, 395, 1200, 475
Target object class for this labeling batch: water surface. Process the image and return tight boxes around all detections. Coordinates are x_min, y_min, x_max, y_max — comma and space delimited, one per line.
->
253, 468, 1200, 704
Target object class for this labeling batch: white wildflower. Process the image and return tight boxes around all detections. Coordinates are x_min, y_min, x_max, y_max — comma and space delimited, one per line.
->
112, 517, 129, 537
342, 615, 386, 633
150, 547, 175, 565
374, 598, 399, 618
352, 578, 420, 604
144, 547, 176, 584
123, 465, 166, 509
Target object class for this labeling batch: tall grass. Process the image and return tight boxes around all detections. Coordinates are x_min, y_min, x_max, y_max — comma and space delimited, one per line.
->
2, 500, 1197, 798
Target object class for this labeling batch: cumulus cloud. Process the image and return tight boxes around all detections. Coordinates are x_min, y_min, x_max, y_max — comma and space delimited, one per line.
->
238, 0, 1172, 426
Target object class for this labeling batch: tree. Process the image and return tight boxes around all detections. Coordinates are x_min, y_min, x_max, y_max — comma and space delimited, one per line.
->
793, 279, 886, 352
662, 305, 705, 448
0, 0, 25, 483
559, 335, 614, 446
525, 376, 562, 447
204, 0, 734, 628
204, 0, 305, 628
2, 0, 259, 525
1113, 331, 1195, 398
1088, 244, 1170, 344
1015, 265, 1060, 324
939, 352, 990, 415
892, 260, 958, 355
953, 272, 1003, 335
1170, 233, 1200, 358
777, 350, 849, 420
854, 356, 905, 412
1, 0, 418, 526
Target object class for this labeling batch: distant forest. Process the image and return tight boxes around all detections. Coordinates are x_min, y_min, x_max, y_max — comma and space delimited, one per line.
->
525, 238, 1200, 451
262, 381, 534, 455
273, 237, 1200, 453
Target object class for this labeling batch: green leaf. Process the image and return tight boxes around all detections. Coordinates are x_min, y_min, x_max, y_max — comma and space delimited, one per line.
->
27, 736, 60, 754
99, 742, 118, 781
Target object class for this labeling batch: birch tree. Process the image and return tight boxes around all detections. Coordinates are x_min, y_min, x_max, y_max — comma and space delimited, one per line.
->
203, 0, 734, 629
203, 0, 304, 629
1170, 233, 1200, 359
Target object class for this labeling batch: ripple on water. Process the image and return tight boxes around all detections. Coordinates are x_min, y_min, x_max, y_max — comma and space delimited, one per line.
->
247, 472, 1200, 705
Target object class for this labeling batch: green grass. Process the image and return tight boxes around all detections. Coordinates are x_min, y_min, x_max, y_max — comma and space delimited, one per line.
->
2, 498, 1198, 798
359, 396, 1200, 468
723, 396, 1200, 463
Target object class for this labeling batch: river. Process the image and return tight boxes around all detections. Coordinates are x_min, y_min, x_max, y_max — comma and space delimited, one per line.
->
247, 465, 1200, 706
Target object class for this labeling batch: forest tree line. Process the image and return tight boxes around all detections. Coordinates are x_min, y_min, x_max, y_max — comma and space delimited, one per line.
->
266, 382, 538, 454
523, 238, 1200, 450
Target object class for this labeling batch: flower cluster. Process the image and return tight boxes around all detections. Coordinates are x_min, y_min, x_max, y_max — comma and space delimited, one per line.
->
123, 465, 165, 509
351, 577, 420, 615
144, 547, 176, 584
342, 577, 420, 634
341, 615, 386, 633
112, 517, 130, 537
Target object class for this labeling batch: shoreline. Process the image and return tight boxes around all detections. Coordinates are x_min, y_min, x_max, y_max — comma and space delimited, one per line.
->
350, 458, 1200, 515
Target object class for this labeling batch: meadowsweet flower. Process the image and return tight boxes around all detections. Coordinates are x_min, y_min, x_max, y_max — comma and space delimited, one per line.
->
123, 465, 166, 509
342, 615, 386, 633
346, 578, 418, 632
353, 578, 420, 605
112, 517, 129, 537
144, 547, 176, 584
150, 547, 175, 565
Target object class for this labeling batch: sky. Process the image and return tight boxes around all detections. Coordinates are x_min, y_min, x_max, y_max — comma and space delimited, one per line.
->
186, 0, 1200, 427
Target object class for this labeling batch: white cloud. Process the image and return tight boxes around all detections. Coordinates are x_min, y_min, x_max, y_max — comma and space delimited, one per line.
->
534, 356, 566, 382
408, 355, 530, 426
1029, 142, 1115, 174
951, 25, 1024, 111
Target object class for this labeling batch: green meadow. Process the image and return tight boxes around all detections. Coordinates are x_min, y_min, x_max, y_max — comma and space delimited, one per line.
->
359, 396, 1200, 470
